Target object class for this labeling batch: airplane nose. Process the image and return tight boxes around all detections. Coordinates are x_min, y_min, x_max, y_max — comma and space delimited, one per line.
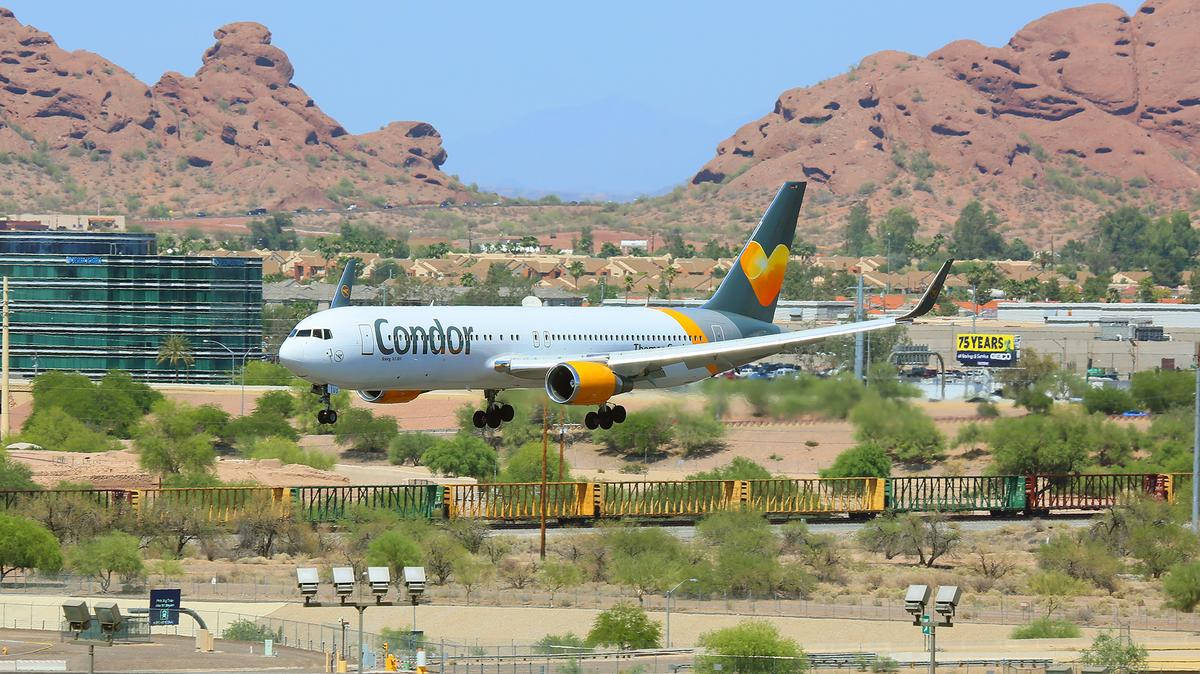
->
278, 338, 306, 375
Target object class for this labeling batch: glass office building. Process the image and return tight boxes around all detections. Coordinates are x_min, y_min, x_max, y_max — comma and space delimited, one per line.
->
0, 232, 262, 382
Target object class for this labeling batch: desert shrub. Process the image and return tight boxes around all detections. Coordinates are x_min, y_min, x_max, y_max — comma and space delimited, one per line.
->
686, 457, 772, 481
586, 603, 661, 650
222, 619, 280, 642
241, 436, 333, 470
849, 393, 945, 465
820, 443, 891, 478
1010, 617, 1081, 639
696, 621, 806, 673
1130, 369, 1192, 413
1038, 532, 1121, 593
389, 432, 435, 466
1164, 561, 1200, 612
1083, 387, 1136, 415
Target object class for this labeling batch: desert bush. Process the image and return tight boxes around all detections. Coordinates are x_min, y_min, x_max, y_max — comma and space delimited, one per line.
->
1164, 561, 1200, 612
1010, 617, 1081, 639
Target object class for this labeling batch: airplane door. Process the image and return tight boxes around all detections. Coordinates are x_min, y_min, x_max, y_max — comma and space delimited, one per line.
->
712, 325, 725, 342
359, 324, 374, 355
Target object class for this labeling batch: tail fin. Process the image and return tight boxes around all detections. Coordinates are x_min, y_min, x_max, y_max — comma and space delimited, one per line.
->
702, 181, 805, 322
329, 259, 356, 309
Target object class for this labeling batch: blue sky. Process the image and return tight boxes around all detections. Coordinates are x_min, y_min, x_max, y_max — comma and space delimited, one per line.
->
8, 1, 1141, 198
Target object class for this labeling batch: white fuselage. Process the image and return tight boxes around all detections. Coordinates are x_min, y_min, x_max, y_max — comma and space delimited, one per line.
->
278, 305, 750, 393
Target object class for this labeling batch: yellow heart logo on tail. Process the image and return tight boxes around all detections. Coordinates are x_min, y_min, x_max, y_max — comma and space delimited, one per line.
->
738, 241, 789, 306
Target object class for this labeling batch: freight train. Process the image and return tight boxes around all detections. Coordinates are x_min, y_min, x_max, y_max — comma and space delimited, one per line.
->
0, 473, 1182, 525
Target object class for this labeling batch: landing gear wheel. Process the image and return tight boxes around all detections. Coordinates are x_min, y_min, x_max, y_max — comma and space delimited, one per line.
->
486, 409, 502, 429
313, 384, 336, 425
499, 403, 515, 423
316, 409, 328, 425
584, 411, 599, 430
598, 411, 613, 430
611, 405, 627, 424
326, 410, 337, 424
472, 410, 487, 429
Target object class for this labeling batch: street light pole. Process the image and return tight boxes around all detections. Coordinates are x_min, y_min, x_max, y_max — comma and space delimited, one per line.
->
664, 578, 697, 648
1193, 344, 1199, 534
205, 339, 251, 415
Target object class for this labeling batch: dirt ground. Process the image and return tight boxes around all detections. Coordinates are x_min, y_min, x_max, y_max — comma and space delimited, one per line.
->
5, 383, 1104, 488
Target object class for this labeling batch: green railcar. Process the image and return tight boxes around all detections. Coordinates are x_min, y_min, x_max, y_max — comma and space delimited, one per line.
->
290, 484, 442, 523
885, 475, 1026, 513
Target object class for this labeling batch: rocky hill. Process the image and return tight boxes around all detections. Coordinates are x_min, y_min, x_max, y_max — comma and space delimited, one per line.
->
690, 0, 1200, 247
0, 10, 458, 214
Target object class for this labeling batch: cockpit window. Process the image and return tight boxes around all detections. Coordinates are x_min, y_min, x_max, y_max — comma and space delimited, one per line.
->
296, 329, 312, 337
319, 329, 332, 340
289, 329, 297, 337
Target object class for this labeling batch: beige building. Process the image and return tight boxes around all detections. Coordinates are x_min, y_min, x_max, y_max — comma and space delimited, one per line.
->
5, 214, 126, 230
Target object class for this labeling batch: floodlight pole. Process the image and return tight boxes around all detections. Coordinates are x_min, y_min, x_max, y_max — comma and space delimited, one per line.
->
927, 617, 935, 674
88, 643, 94, 674
1192, 344, 1199, 534
204, 338, 251, 415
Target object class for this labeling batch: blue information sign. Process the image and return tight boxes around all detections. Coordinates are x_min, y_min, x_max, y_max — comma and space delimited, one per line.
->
149, 588, 181, 626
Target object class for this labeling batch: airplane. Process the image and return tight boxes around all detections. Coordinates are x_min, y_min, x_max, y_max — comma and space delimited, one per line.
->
278, 181, 952, 430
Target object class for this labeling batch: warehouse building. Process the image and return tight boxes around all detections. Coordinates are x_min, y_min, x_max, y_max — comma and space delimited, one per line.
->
0, 231, 261, 382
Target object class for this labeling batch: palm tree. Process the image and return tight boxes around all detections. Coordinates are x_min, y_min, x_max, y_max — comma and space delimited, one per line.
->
157, 335, 195, 381
623, 274, 635, 304
662, 265, 679, 298
567, 261, 586, 289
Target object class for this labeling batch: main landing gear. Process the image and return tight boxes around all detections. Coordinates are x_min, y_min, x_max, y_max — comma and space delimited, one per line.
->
472, 389, 515, 429
313, 384, 338, 425
584, 404, 626, 430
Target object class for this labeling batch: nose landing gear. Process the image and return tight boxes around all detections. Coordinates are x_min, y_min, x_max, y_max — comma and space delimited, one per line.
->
471, 389, 514, 429
313, 384, 338, 425
584, 404, 626, 430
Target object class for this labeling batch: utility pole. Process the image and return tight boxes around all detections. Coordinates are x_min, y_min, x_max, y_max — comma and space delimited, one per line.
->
557, 410, 566, 482
854, 270, 864, 381
1193, 343, 1199, 533
540, 403, 548, 560
2, 276, 9, 439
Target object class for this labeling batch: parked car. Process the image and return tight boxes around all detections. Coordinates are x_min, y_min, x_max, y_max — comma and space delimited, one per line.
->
246, 207, 267, 216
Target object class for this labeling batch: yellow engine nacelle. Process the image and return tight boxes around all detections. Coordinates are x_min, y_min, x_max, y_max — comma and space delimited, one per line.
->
358, 390, 424, 404
545, 361, 631, 405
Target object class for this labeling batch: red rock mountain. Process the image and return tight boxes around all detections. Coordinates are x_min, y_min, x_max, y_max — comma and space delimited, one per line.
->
0, 10, 457, 214
692, 0, 1200, 246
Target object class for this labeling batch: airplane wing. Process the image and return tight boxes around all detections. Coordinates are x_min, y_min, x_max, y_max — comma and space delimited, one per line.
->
494, 259, 952, 380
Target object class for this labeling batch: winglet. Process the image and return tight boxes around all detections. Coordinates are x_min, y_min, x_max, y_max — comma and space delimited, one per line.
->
329, 259, 356, 309
896, 259, 953, 322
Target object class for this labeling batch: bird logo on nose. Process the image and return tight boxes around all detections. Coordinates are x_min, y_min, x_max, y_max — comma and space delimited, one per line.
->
738, 241, 789, 306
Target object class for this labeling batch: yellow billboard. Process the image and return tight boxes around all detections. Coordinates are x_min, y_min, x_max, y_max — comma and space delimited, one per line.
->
955, 333, 1018, 367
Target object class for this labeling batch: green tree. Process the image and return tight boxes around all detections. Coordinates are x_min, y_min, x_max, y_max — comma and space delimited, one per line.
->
132, 399, 218, 477
67, 532, 144, 592
0, 449, 36, 490
591, 408, 673, 460
333, 408, 399, 454
849, 394, 945, 465
537, 559, 584, 605
222, 619, 281, 643
17, 407, 122, 453
1164, 561, 1200, 612
242, 436, 334, 470
246, 212, 299, 250
499, 441, 572, 483
605, 527, 689, 603
1080, 631, 1148, 673
1130, 369, 1193, 413
875, 207, 918, 268
1027, 570, 1087, 616
576, 226, 594, 255
156, 334, 195, 380
389, 431, 435, 466
0, 514, 62, 583
421, 432, 498, 480
687, 457, 772, 481
697, 621, 806, 674
1082, 275, 1110, 301
986, 408, 1133, 474
586, 603, 662, 650
241, 361, 297, 386
366, 530, 423, 582
948, 201, 1005, 259
842, 201, 873, 256
820, 442, 891, 478
1083, 387, 1135, 415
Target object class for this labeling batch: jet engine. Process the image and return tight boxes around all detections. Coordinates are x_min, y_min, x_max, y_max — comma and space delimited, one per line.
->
358, 390, 423, 404
545, 361, 632, 405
